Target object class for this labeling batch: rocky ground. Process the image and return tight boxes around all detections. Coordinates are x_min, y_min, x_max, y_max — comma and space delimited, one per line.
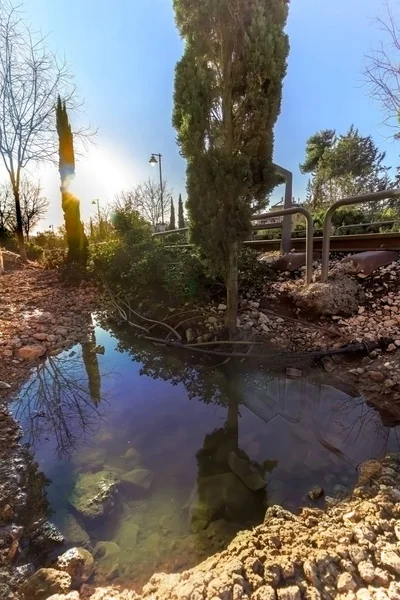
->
3, 256, 400, 599
24, 453, 400, 600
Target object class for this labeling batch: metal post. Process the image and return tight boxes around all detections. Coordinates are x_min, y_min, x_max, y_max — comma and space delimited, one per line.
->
158, 154, 164, 225
321, 188, 400, 282
251, 206, 314, 284
273, 163, 293, 255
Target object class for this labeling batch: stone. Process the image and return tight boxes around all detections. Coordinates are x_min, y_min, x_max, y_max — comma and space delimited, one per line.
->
277, 586, 301, 600
115, 518, 140, 550
208, 316, 218, 325
321, 357, 335, 372
0, 381, 11, 390
56, 511, 92, 551
356, 590, 372, 600
286, 367, 302, 378
253, 586, 276, 600
294, 273, 364, 317
387, 343, 397, 352
388, 582, 400, 600
94, 541, 121, 561
374, 567, 390, 587
381, 549, 400, 574
68, 470, 119, 520
218, 304, 227, 311
46, 594, 80, 600
185, 328, 195, 343
123, 447, 142, 468
303, 560, 320, 587
337, 572, 357, 593
56, 547, 94, 587
120, 468, 154, 490
16, 344, 46, 361
72, 448, 107, 473
349, 545, 367, 565
369, 370, 385, 383
308, 486, 324, 501
188, 472, 259, 532
21, 568, 71, 600
91, 345, 105, 355
358, 560, 375, 583
30, 521, 64, 553
228, 451, 265, 491
33, 332, 48, 341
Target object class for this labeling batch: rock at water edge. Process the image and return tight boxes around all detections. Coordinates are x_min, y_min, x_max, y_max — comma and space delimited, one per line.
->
56, 547, 94, 587
228, 451, 265, 491
68, 470, 119, 521
121, 468, 154, 490
21, 568, 71, 600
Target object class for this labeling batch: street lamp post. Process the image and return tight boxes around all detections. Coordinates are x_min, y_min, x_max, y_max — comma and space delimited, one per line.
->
92, 199, 102, 239
149, 153, 164, 229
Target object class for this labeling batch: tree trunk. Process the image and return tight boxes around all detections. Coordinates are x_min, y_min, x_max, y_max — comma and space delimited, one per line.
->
225, 242, 238, 338
13, 186, 27, 262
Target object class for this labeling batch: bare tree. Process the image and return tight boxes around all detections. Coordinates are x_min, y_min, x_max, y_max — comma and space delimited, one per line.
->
8, 178, 49, 240
0, 182, 13, 232
363, 1, 400, 136
0, 1, 79, 260
114, 179, 171, 229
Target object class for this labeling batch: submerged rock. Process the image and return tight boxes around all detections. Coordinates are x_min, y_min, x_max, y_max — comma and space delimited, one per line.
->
56, 547, 94, 587
228, 451, 265, 491
21, 568, 71, 599
123, 447, 142, 469
188, 472, 261, 532
30, 521, 64, 554
93, 541, 122, 584
307, 486, 324, 501
115, 517, 140, 550
56, 511, 92, 551
72, 448, 107, 474
121, 468, 154, 490
69, 470, 119, 520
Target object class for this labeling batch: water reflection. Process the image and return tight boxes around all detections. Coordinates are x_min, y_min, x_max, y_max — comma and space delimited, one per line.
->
11, 320, 400, 589
14, 347, 107, 458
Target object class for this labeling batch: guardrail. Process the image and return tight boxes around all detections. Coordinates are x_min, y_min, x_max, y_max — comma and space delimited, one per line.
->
336, 220, 400, 234
321, 188, 400, 282
251, 206, 314, 284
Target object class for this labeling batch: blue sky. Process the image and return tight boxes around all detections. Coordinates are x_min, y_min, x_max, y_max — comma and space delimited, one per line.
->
23, 0, 400, 229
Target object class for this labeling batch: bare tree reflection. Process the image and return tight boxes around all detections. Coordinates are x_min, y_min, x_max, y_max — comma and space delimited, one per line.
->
14, 350, 109, 458
81, 333, 101, 406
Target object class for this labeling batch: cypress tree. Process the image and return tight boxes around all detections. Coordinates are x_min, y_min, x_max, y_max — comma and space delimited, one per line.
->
169, 198, 176, 230
56, 96, 88, 263
178, 193, 185, 229
173, 0, 289, 334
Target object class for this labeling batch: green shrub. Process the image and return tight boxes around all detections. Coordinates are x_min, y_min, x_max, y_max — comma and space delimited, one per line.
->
25, 242, 44, 261
42, 248, 68, 270
238, 247, 275, 294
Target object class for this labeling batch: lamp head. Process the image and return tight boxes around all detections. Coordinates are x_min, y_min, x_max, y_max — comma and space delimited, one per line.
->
149, 154, 158, 166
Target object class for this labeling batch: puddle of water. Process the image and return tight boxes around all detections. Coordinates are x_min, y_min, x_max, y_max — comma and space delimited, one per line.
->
12, 320, 400, 590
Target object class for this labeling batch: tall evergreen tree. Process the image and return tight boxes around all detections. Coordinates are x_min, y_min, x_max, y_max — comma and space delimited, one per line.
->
169, 198, 176, 230
173, 0, 289, 334
56, 96, 88, 263
301, 126, 390, 208
178, 193, 185, 229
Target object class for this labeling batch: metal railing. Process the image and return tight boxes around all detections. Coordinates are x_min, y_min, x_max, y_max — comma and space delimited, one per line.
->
336, 220, 400, 234
321, 188, 400, 282
251, 206, 314, 284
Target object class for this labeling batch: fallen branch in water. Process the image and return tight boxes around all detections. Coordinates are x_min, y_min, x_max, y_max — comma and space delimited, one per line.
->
100, 274, 182, 341
139, 334, 380, 361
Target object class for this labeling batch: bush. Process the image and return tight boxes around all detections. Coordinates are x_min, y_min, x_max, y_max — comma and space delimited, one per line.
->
42, 248, 68, 270
25, 242, 44, 261
238, 247, 275, 294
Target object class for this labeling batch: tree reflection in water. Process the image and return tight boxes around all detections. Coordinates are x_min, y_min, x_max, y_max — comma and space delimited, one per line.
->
13, 347, 108, 458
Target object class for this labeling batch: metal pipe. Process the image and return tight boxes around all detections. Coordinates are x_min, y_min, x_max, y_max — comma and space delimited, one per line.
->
152, 227, 189, 237
321, 188, 400, 282
251, 206, 314, 284
273, 163, 293, 254
336, 219, 400, 234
